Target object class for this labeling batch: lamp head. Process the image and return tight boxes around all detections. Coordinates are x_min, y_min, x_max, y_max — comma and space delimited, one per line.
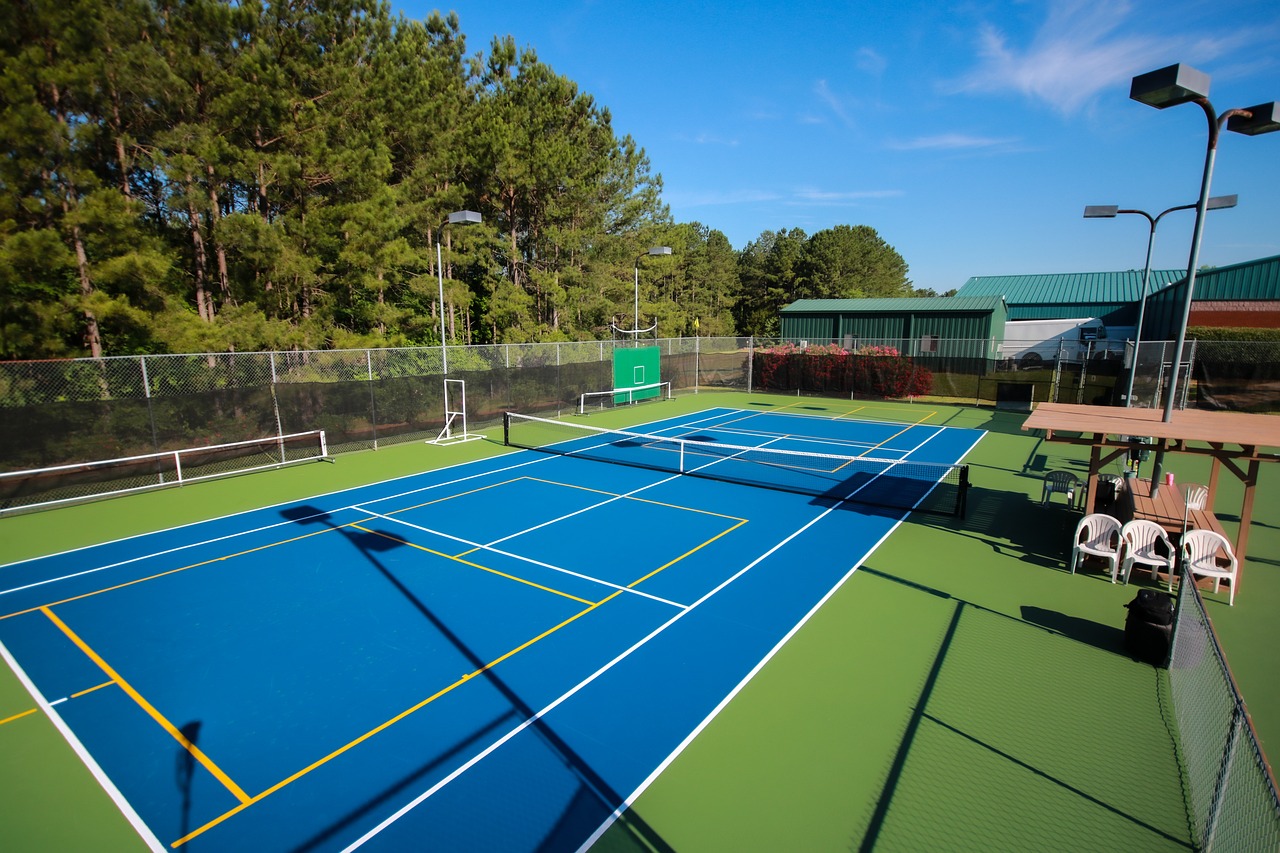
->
1083, 205, 1119, 219
648, 246, 673, 256
1206, 194, 1238, 210
1227, 102, 1280, 136
1130, 64, 1211, 109
447, 210, 482, 225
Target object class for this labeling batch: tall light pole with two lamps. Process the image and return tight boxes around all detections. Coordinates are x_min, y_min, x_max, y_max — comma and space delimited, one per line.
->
1083, 194, 1237, 408
1126, 64, 1278, 492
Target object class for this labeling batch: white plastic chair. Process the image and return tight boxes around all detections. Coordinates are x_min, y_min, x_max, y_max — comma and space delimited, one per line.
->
1120, 519, 1175, 586
1069, 513, 1123, 581
1042, 471, 1080, 507
1183, 484, 1208, 510
1180, 529, 1239, 606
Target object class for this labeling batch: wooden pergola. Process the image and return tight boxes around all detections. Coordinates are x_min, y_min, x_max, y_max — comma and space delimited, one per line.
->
1022, 403, 1280, 565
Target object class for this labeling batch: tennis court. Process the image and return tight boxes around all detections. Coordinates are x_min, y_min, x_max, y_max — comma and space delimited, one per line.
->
0, 404, 982, 851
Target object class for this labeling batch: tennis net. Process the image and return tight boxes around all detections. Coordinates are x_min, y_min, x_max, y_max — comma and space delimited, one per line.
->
503, 412, 969, 517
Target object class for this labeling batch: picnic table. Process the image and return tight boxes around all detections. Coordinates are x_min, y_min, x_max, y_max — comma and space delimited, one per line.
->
1119, 477, 1229, 541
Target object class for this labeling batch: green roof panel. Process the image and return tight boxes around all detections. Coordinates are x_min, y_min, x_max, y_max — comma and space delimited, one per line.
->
955, 270, 1184, 305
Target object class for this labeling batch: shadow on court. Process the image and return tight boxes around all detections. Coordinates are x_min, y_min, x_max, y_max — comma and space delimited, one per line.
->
851, 566, 1191, 852
276, 505, 674, 853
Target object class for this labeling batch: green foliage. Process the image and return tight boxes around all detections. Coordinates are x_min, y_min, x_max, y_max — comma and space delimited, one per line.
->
1189, 326, 1280, 343
733, 225, 911, 336
1, 1, 923, 358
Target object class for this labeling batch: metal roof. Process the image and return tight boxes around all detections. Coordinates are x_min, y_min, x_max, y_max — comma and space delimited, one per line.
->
1185, 253, 1280, 300
780, 296, 1004, 313
955, 270, 1184, 305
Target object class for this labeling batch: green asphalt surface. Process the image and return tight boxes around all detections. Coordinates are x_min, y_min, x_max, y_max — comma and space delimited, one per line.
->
2, 392, 1276, 852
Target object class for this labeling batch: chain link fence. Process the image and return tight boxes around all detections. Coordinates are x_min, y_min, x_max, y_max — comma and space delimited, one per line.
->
0, 338, 753, 475
1169, 577, 1280, 851
747, 337, 1280, 415
1, 334, 1275, 492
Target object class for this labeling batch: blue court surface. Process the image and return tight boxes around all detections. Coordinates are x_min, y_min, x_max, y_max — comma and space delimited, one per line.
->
0, 406, 984, 852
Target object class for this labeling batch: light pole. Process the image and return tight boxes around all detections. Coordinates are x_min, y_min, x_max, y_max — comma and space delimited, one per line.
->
437, 210, 482, 374
1128, 63, 1278, 491
632, 246, 672, 346
1083, 195, 1237, 407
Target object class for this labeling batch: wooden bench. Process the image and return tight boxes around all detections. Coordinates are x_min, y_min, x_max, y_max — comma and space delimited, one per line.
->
1186, 506, 1228, 539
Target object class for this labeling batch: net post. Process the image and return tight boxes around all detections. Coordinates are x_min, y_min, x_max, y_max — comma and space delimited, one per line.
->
503, 412, 511, 447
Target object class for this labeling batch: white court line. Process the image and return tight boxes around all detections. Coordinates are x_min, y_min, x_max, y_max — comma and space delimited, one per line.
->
360, 510, 687, 610
344, 420, 978, 852
0, 409, 744, 601
579, 426, 988, 850
0, 638, 166, 852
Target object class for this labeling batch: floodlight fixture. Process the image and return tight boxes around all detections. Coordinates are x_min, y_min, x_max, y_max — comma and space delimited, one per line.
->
1226, 102, 1280, 136
1130, 64, 1211, 109
1083, 196, 1238, 406
1125, 63, 1276, 490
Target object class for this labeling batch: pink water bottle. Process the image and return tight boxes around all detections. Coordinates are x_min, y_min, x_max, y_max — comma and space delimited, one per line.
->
1165, 472, 1175, 487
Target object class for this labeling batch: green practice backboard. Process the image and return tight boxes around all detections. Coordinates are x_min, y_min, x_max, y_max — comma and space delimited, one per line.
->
613, 346, 661, 404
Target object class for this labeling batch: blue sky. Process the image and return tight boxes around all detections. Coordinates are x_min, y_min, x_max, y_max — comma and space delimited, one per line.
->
396, 1, 1280, 293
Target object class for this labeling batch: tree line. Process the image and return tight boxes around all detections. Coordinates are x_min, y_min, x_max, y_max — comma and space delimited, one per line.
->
0, 0, 932, 361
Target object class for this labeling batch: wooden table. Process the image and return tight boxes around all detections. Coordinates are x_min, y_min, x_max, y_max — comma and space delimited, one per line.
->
1123, 477, 1187, 535
1120, 477, 1229, 539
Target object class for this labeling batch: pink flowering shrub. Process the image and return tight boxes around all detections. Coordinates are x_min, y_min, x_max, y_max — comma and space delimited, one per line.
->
754, 341, 932, 398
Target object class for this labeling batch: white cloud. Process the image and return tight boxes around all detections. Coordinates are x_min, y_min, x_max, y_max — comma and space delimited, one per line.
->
674, 131, 740, 147
813, 79, 855, 128
887, 133, 1021, 151
856, 47, 887, 77
792, 188, 904, 203
951, 0, 1250, 115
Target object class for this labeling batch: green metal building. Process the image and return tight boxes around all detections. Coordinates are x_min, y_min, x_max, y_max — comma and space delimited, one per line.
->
954, 269, 1184, 324
778, 296, 1007, 358
1144, 253, 1280, 338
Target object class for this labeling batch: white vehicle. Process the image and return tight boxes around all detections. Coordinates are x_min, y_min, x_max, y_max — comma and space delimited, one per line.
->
1001, 319, 1128, 369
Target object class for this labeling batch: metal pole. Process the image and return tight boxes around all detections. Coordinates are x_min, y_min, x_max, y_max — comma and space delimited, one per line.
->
437, 241, 448, 375
1162, 104, 1220, 424
1151, 104, 1221, 493
633, 262, 640, 348
1125, 219, 1157, 406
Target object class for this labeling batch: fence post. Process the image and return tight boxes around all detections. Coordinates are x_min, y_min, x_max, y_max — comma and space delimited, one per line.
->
695, 335, 700, 394
747, 337, 754, 394
366, 349, 379, 451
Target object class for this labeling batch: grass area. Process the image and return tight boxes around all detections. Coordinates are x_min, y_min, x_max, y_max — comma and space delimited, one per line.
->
2, 391, 1275, 851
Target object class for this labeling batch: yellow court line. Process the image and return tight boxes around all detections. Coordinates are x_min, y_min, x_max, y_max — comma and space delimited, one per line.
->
521, 476, 747, 521
0, 707, 38, 726
0, 681, 117, 727
71, 680, 115, 699
40, 606, 251, 805
349, 525, 595, 605
373, 478, 525, 517
172, 590, 626, 847
628, 518, 748, 588
0, 522, 369, 622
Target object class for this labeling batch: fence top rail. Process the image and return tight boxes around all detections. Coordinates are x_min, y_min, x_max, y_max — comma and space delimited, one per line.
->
0, 430, 326, 480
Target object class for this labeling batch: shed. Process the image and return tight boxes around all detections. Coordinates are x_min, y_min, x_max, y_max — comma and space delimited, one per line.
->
779, 296, 1007, 358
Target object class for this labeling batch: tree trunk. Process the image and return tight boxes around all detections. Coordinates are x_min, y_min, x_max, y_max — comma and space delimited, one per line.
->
206, 163, 232, 307
185, 174, 212, 322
